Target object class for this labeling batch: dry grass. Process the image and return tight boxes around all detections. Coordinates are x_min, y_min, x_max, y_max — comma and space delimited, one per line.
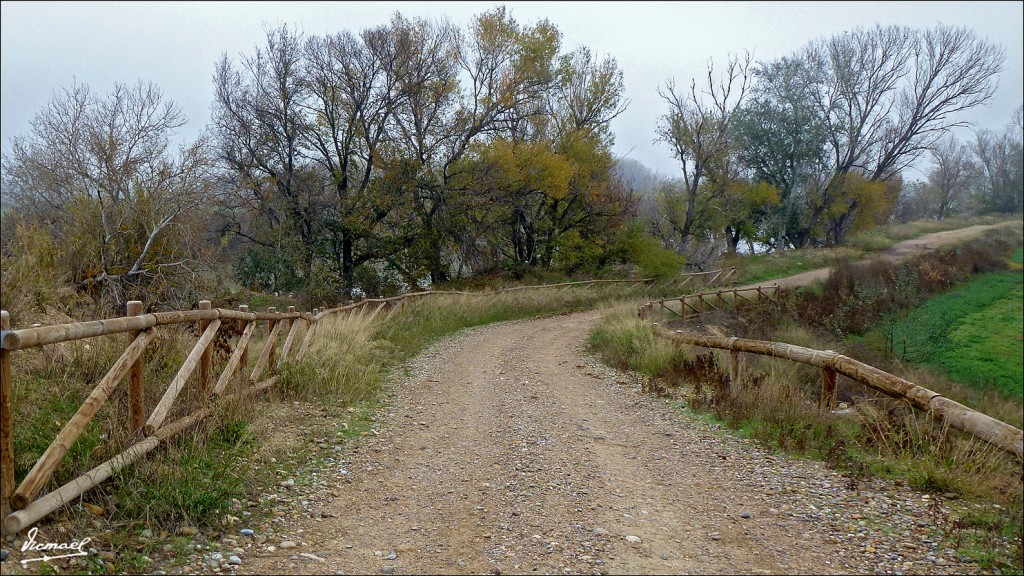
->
589, 304, 1023, 570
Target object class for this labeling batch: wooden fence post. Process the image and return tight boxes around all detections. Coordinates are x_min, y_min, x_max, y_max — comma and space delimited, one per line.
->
266, 307, 278, 375
1, 310, 13, 525
127, 301, 145, 433
238, 305, 250, 387
820, 368, 837, 413
730, 350, 741, 393
198, 300, 212, 395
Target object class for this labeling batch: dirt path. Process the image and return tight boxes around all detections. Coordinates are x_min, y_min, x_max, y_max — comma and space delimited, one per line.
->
744, 221, 1018, 290
226, 223, 1024, 575
237, 313, 976, 575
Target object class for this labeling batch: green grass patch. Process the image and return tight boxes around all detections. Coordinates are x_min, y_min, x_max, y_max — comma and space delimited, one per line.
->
113, 417, 254, 527
869, 269, 1023, 399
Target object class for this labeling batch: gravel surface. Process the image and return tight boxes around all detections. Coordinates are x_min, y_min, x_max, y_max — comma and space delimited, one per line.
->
229, 312, 990, 575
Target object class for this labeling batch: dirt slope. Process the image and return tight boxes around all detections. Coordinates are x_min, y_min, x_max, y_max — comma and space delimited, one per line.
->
237, 313, 976, 575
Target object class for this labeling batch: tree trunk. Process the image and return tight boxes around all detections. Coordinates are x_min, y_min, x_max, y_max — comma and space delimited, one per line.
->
724, 225, 741, 255
342, 233, 354, 300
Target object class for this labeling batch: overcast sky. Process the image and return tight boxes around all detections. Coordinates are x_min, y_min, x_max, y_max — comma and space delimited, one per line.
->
2, 1, 1021, 179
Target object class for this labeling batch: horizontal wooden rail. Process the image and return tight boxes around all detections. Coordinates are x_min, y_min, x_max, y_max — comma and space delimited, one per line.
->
2, 308, 315, 351
657, 327, 1024, 459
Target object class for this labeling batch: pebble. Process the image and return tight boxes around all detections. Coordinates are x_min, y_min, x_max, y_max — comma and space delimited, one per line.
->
625, 535, 642, 543
177, 526, 199, 537
0, 550, 8, 562
280, 541, 298, 549
228, 556, 242, 565
380, 567, 396, 575
740, 512, 751, 519
141, 529, 154, 539
240, 529, 255, 536
386, 552, 397, 560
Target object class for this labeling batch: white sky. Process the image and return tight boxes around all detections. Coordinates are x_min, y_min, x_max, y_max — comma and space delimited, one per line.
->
2, 1, 1021, 179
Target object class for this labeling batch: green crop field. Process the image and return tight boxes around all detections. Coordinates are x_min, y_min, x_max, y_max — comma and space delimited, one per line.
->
875, 248, 1024, 399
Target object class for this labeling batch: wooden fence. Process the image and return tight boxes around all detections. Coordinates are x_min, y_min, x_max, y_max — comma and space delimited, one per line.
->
638, 288, 1024, 460
0, 274, 696, 535
667, 266, 736, 290
0, 301, 319, 535
0, 268, 747, 535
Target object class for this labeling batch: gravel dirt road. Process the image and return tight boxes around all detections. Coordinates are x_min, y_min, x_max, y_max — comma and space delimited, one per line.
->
233, 222, 1021, 575
238, 313, 981, 575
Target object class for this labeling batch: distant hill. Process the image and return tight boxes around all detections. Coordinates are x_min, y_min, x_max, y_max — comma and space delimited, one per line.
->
612, 158, 670, 199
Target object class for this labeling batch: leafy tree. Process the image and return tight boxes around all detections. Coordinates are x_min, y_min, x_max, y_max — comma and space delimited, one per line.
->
733, 57, 828, 249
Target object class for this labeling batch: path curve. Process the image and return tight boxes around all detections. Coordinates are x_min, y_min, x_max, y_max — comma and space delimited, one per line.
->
742, 221, 1018, 290
239, 313, 978, 575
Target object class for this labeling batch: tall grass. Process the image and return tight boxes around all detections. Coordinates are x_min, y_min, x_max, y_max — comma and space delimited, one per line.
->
281, 283, 651, 402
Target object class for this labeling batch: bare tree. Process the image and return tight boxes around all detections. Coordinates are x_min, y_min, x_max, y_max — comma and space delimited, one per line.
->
301, 17, 416, 295
926, 136, 976, 219
974, 108, 1024, 213
655, 53, 752, 249
802, 24, 1003, 243
2, 80, 211, 306
212, 25, 317, 276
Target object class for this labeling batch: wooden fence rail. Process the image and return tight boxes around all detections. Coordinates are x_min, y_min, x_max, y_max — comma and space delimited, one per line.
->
0, 299, 310, 535
0, 274, 678, 535
639, 288, 1024, 460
